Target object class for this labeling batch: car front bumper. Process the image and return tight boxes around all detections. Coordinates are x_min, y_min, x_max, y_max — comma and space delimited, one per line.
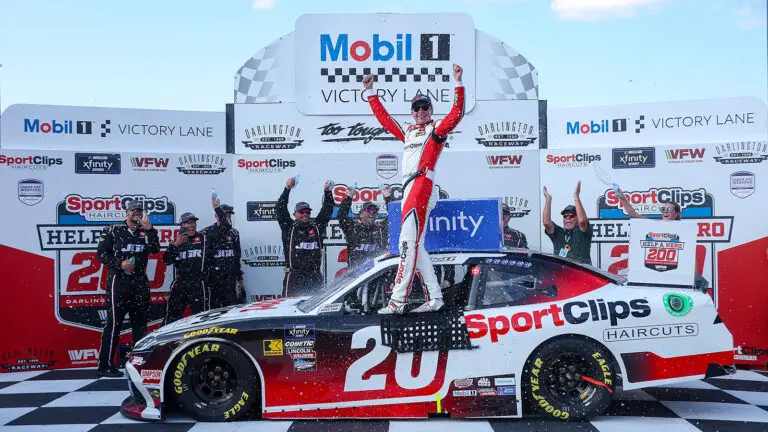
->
120, 361, 163, 421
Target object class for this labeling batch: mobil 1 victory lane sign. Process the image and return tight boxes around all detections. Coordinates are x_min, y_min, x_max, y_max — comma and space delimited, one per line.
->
295, 13, 476, 115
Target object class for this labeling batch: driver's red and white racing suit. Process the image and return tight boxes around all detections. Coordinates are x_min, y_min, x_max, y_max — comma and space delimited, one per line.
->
364, 85, 465, 313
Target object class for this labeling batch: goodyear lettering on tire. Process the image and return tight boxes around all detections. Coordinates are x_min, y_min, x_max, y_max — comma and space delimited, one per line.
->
173, 343, 221, 395
529, 357, 570, 420
592, 352, 613, 386
183, 327, 238, 339
224, 391, 249, 420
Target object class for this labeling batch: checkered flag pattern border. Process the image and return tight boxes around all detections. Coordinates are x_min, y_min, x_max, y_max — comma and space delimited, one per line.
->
234, 37, 285, 103
319, 67, 451, 84
635, 115, 646, 133
100, 120, 111, 138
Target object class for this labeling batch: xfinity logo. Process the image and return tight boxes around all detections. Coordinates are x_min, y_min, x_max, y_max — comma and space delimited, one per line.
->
427, 211, 484, 237
75, 153, 121, 174
612, 147, 655, 169
246, 201, 278, 221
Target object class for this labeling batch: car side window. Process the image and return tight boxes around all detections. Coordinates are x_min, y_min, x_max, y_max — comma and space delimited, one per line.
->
479, 264, 538, 308
343, 265, 397, 315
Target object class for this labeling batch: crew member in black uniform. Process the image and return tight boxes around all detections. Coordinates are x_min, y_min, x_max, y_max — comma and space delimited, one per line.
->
201, 198, 244, 308
96, 200, 160, 378
276, 177, 334, 297
337, 185, 393, 268
502, 204, 529, 248
163, 212, 207, 325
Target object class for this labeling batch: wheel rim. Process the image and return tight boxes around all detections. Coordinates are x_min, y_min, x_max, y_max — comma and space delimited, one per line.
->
192, 357, 238, 405
541, 352, 601, 406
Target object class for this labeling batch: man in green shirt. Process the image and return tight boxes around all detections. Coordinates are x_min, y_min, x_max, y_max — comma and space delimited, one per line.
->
543, 181, 593, 265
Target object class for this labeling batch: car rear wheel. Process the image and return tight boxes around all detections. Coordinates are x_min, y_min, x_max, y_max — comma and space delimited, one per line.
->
168, 341, 258, 422
522, 338, 616, 421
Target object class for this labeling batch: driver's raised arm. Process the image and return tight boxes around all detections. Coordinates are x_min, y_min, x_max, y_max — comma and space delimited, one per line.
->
362, 75, 405, 142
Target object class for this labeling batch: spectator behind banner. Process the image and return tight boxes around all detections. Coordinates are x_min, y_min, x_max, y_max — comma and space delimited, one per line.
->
542, 181, 594, 265
502, 204, 528, 249
337, 184, 394, 269
96, 200, 160, 378
163, 212, 207, 325
201, 196, 245, 308
276, 177, 334, 297
615, 188, 708, 290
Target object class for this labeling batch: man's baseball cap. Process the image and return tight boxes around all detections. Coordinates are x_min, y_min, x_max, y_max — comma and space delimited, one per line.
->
220, 204, 235, 214
295, 202, 312, 212
125, 200, 143, 211
179, 212, 199, 224
561, 205, 577, 215
411, 94, 432, 108
502, 204, 511, 215
362, 201, 379, 211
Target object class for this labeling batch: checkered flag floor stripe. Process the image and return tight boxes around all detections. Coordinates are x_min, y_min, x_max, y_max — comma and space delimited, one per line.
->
0, 368, 765, 431
320, 67, 451, 84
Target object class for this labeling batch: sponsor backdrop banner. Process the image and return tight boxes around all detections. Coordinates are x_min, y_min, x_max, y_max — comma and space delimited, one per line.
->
0, 104, 226, 153
0, 149, 233, 372
234, 100, 540, 153
234, 13, 539, 109
547, 97, 768, 149
295, 13, 476, 115
233, 150, 541, 301
540, 142, 768, 368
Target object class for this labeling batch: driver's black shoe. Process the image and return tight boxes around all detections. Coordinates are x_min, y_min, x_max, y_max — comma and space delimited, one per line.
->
97, 366, 124, 378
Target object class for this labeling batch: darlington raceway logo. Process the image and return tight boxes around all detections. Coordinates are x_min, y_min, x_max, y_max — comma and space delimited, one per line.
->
242, 244, 285, 268
475, 121, 538, 148
503, 196, 532, 218
35, 194, 176, 331
0, 348, 56, 372
177, 154, 227, 175
713, 141, 768, 165
641, 232, 685, 272
242, 124, 304, 150
545, 153, 601, 168
0, 154, 63, 170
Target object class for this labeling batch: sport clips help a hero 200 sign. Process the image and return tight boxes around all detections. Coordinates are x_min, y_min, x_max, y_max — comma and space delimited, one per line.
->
294, 13, 476, 116
0, 149, 234, 372
539, 143, 768, 368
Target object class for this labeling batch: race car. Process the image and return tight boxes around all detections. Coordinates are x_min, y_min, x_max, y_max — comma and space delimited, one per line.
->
121, 249, 735, 423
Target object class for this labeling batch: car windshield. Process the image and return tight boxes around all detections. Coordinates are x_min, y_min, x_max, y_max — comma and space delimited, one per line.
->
297, 258, 377, 313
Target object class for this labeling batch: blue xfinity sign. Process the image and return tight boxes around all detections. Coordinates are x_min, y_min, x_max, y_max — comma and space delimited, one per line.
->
387, 198, 503, 254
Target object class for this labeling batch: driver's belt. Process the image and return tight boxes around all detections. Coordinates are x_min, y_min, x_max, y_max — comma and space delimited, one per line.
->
402, 168, 435, 190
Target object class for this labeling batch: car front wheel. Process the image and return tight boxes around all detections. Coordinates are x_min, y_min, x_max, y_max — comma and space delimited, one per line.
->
168, 341, 258, 422
522, 338, 616, 421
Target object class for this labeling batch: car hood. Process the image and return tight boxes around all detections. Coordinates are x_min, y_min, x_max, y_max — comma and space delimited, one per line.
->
151, 296, 310, 337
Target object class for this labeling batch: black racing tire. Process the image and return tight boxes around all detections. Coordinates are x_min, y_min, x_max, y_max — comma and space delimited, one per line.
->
167, 341, 258, 422
522, 338, 616, 421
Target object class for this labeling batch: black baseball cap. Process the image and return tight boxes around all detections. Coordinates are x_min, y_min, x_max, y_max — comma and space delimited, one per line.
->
561, 205, 577, 215
502, 204, 511, 215
295, 202, 312, 212
411, 94, 432, 109
220, 204, 235, 214
125, 200, 143, 211
179, 212, 199, 224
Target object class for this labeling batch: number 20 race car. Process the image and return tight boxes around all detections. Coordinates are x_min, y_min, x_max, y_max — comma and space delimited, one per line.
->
122, 249, 735, 423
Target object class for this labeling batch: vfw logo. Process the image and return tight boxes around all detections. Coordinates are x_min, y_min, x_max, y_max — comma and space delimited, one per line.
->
641, 232, 684, 272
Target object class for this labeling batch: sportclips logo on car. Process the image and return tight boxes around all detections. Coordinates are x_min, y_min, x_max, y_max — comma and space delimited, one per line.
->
176, 154, 227, 175
242, 244, 285, 268
545, 153, 601, 168
476, 121, 538, 148
466, 298, 651, 342
0, 154, 63, 170
242, 124, 304, 150
35, 194, 177, 331
592, 186, 733, 284
237, 158, 296, 174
